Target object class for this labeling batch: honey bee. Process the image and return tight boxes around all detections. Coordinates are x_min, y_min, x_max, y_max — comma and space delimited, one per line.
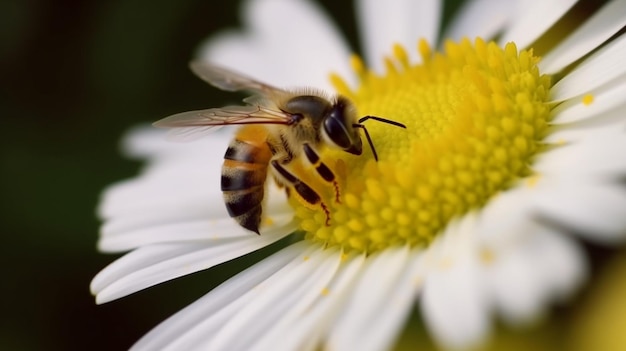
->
155, 62, 405, 234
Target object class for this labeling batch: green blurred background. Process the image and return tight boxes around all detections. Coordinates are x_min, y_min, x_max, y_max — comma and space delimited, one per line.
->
2, 0, 624, 350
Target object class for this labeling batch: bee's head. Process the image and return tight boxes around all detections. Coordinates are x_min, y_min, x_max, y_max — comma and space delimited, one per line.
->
323, 97, 407, 161
322, 97, 362, 155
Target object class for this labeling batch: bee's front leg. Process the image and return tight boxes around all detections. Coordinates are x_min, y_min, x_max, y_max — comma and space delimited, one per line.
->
302, 143, 341, 204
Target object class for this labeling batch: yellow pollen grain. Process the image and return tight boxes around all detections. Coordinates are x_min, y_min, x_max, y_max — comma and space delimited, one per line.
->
293, 38, 552, 254
262, 217, 274, 226
438, 257, 454, 270
480, 248, 496, 264
526, 174, 541, 188
582, 94, 594, 105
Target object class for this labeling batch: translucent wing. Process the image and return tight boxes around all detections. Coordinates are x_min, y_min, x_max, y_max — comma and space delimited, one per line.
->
162, 125, 222, 142
153, 105, 295, 141
154, 62, 296, 141
189, 61, 285, 95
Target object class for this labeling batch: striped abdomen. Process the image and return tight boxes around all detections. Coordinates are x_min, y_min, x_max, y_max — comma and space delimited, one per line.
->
221, 126, 273, 234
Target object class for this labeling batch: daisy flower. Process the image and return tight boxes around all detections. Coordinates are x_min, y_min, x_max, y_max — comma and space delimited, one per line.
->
91, 0, 626, 350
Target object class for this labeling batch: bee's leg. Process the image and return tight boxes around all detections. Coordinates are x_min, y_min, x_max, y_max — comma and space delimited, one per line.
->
267, 134, 294, 165
302, 143, 341, 204
265, 136, 293, 198
270, 160, 331, 226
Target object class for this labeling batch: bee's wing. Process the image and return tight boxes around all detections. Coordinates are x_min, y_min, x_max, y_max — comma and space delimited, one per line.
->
154, 105, 294, 141
189, 61, 285, 95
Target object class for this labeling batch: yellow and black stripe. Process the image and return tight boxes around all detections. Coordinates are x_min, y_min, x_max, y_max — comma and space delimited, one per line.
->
221, 126, 272, 234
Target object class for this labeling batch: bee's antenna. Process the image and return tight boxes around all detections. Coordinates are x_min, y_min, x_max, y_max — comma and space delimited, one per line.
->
352, 124, 377, 161
358, 116, 407, 128
354, 115, 406, 162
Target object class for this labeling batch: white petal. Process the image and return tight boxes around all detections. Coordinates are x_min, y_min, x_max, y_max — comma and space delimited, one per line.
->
463, 190, 588, 326
550, 76, 626, 124
100, 219, 242, 251
99, 172, 293, 252
92, 228, 294, 303
420, 214, 491, 350
498, 0, 578, 49
474, 189, 534, 247
345, 251, 425, 351
421, 284, 487, 350
530, 177, 626, 244
530, 227, 587, 302
443, 0, 513, 42
328, 246, 420, 351
166, 292, 251, 351
119, 125, 172, 159
206, 247, 340, 350
98, 128, 232, 220
534, 131, 626, 179
100, 207, 226, 242
100, 162, 290, 224
540, 0, 626, 74
420, 254, 489, 349
198, 0, 354, 91
163, 242, 320, 351
543, 112, 626, 145
356, 0, 441, 72
475, 190, 588, 323
92, 243, 193, 296
130, 241, 309, 351
483, 225, 586, 324
253, 254, 366, 351
98, 173, 222, 220
99, 212, 295, 252
484, 239, 547, 323
551, 34, 626, 101
98, 189, 292, 252
120, 125, 235, 159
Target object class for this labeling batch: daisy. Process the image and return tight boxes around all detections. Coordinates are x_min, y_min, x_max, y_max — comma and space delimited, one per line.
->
91, 0, 626, 350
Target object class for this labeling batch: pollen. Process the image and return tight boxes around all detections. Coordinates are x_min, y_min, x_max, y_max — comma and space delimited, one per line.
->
294, 38, 551, 254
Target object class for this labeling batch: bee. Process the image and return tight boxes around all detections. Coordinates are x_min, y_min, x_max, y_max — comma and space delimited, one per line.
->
154, 62, 405, 234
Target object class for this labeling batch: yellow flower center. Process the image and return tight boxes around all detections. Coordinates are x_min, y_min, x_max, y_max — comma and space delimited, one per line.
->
294, 38, 551, 254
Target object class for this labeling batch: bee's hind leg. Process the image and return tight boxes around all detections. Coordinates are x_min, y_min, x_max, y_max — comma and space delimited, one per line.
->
270, 159, 331, 226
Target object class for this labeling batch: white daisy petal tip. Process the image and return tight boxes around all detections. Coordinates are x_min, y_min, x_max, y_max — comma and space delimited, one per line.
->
444, 0, 513, 42
418, 215, 492, 350
421, 267, 491, 350
91, 214, 297, 305
470, 183, 595, 326
196, 0, 355, 90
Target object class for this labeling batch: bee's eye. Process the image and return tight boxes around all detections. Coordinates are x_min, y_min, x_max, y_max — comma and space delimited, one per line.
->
324, 114, 352, 149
